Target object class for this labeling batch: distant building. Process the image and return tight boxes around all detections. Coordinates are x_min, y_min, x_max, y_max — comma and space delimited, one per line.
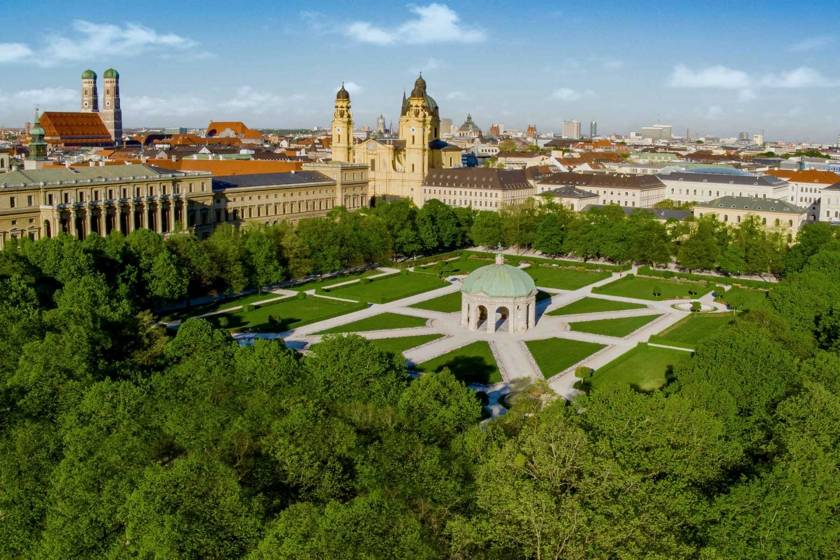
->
562, 120, 581, 139
205, 121, 263, 145
538, 185, 598, 211
537, 172, 665, 208
693, 196, 807, 232
659, 171, 790, 204
488, 123, 503, 136
455, 114, 482, 139
640, 124, 672, 141
38, 69, 122, 146
820, 182, 840, 222
589, 120, 597, 139
440, 118, 454, 136
421, 167, 533, 210
525, 124, 537, 139
752, 133, 765, 146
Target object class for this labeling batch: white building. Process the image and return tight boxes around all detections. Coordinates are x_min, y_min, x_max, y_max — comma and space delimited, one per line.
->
421, 167, 534, 210
640, 124, 672, 141
536, 172, 666, 208
819, 182, 840, 222
659, 172, 790, 204
562, 120, 581, 139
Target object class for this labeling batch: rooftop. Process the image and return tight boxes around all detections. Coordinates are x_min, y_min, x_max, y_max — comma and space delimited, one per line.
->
660, 171, 787, 187
424, 168, 532, 191
212, 171, 334, 191
0, 164, 208, 188
462, 255, 536, 298
39, 112, 112, 146
543, 185, 599, 199
768, 169, 840, 184
695, 196, 806, 214
539, 172, 665, 189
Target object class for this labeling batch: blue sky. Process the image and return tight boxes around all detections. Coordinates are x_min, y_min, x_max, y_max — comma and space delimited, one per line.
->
2, 0, 839, 142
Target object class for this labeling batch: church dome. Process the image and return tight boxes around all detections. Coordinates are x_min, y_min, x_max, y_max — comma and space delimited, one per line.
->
81, 69, 96, 79
336, 83, 350, 100
462, 255, 536, 298
103, 68, 119, 79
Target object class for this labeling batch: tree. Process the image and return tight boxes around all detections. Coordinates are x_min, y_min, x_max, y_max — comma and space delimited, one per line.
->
677, 217, 721, 271
469, 211, 504, 248
533, 208, 572, 255
243, 226, 286, 292
397, 370, 481, 445
149, 249, 189, 302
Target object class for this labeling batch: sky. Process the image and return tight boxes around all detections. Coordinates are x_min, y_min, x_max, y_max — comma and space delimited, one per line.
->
1, 0, 839, 142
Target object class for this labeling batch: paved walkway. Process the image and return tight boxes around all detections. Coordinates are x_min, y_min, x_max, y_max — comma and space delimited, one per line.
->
235, 266, 731, 402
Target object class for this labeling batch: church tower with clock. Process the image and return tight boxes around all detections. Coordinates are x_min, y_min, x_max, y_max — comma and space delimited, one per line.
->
331, 83, 353, 163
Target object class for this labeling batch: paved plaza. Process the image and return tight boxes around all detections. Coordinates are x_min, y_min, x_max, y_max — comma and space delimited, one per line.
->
233, 263, 729, 402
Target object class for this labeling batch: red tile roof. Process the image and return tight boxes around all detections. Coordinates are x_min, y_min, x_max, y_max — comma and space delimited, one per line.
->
40, 112, 112, 146
147, 159, 302, 176
767, 169, 840, 184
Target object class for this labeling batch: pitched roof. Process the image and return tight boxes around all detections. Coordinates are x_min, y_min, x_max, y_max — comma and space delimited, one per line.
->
423, 168, 532, 191
147, 159, 302, 176
39, 112, 112, 146
695, 196, 806, 214
213, 171, 334, 191
660, 171, 787, 186
0, 164, 208, 188
206, 121, 263, 139
543, 185, 599, 199
538, 171, 665, 189
767, 169, 840, 184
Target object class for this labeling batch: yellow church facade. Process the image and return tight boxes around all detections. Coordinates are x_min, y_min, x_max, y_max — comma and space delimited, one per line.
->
330, 76, 461, 206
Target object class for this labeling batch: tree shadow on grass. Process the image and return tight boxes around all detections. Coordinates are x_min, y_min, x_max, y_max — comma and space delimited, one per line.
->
207, 313, 300, 332
433, 356, 496, 385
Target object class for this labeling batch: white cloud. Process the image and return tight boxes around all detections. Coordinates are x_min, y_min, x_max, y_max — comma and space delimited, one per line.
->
0, 43, 32, 62
343, 81, 363, 94
446, 91, 468, 100
346, 3, 485, 45
668, 64, 751, 89
760, 67, 839, 88
0, 20, 202, 66
14, 87, 76, 105
789, 35, 834, 52
123, 95, 209, 118
551, 88, 594, 101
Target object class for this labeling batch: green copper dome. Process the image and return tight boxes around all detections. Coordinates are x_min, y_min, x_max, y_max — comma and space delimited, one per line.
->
462, 257, 536, 298
81, 69, 96, 79
103, 68, 119, 79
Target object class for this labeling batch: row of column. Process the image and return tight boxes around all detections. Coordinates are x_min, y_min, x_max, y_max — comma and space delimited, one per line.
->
49, 199, 190, 239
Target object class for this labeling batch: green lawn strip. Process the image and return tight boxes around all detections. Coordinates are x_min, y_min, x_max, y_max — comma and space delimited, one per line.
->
648, 312, 736, 349
592, 343, 690, 392
432, 255, 493, 275
525, 338, 606, 378
526, 265, 611, 290
637, 265, 775, 289
548, 297, 647, 316
592, 274, 712, 300
569, 314, 662, 337
290, 269, 387, 292
416, 341, 501, 385
464, 250, 626, 270
207, 295, 367, 332
410, 291, 462, 312
368, 334, 443, 355
316, 312, 428, 334
324, 272, 448, 303
717, 286, 771, 312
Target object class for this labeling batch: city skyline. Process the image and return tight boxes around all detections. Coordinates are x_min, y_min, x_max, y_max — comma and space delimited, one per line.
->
2, 0, 839, 142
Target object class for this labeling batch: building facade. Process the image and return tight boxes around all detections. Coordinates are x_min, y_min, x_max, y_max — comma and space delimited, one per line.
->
421, 167, 534, 210
693, 196, 807, 233
537, 172, 666, 208
331, 75, 461, 205
659, 172, 790, 204
562, 120, 581, 139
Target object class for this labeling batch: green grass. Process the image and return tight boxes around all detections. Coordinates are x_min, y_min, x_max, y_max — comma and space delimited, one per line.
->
416, 341, 501, 385
525, 338, 605, 378
207, 295, 367, 332
548, 297, 648, 316
411, 291, 462, 313
429, 255, 493, 275
465, 250, 626, 270
291, 269, 389, 292
369, 334, 443, 355
717, 287, 770, 312
592, 343, 690, 392
570, 314, 662, 337
325, 272, 448, 303
526, 265, 611, 290
593, 274, 712, 301
317, 313, 428, 334
649, 312, 735, 349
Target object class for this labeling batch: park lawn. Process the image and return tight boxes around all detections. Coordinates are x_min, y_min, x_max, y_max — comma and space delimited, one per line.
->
526, 338, 606, 378
548, 297, 648, 316
317, 312, 427, 334
569, 314, 662, 337
717, 286, 771, 312
593, 274, 712, 300
430, 255, 492, 275
369, 334, 443, 355
166, 291, 288, 321
209, 295, 366, 332
411, 291, 462, 312
291, 269, 390, 292
591, 343, 690, 392
416, 341, 501, 385
526, 265, 611, 290
649, 312, 736, 349
325, 272, 448, 303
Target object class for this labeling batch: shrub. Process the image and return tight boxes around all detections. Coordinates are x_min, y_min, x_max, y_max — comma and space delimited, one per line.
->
361, 277, 371, 284
574, 366, 594, 379
691, 301, 702, 313
217, 315, 229, 328
297, 292, 306, 300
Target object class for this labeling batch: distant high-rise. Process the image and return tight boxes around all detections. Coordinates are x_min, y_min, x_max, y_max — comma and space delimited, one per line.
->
101, 68, 122, 143
526, 124, 538, 138
738, 131, 750, 141
562, 120, 581, 139
640, 124, 672, 141
589, 120, 597, 139
80, 69, 98, 112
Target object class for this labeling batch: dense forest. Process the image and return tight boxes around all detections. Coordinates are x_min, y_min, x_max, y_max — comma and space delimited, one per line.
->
1, 201, 838, 558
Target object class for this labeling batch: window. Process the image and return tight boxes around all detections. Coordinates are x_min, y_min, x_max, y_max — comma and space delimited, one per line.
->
26, 195, 32, 207
9, 196, 15, 208
47, 194, 54, 205
370, 159, 376, 171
